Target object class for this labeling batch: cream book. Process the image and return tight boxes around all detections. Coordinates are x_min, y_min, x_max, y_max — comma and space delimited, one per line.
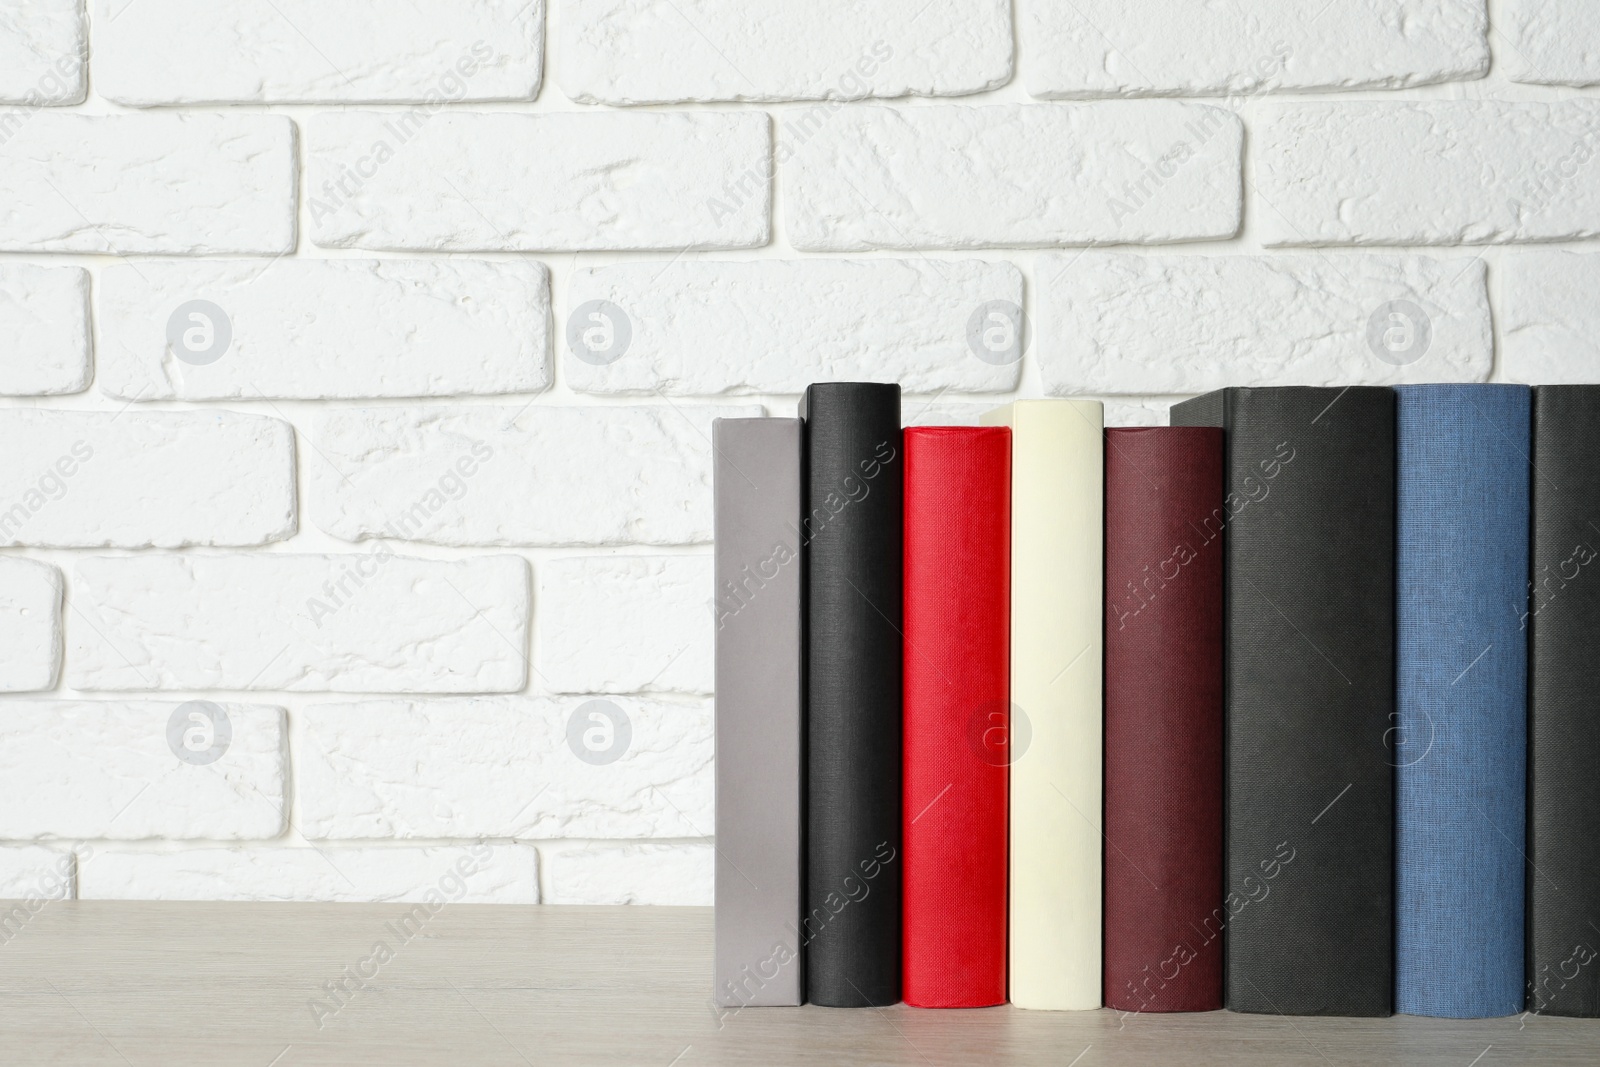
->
981, 400, 1103, 1010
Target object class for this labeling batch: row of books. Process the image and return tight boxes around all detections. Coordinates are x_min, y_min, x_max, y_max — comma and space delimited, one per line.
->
711, 382, 1600, 1019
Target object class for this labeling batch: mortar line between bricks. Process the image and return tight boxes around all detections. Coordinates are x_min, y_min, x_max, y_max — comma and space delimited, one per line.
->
37, 177, 153, 285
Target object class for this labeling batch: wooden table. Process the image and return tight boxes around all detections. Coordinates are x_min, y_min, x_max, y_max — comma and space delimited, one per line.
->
0, 902, 1590, 1065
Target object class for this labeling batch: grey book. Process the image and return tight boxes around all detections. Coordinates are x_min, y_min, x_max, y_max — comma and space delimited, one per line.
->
713, 417, 805, 1007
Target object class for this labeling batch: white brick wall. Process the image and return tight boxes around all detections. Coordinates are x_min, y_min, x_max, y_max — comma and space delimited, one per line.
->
557, 0, 1012, 104
0, 265, 89, 395
93, 0, 544, 105
0, 0, 1594, 906
0, 0, 84, 105
295, 697, 711, 839
0, 409, 296, 547
0, 701, 286, 840
1503, 0, 1600, 86
1255, 102, 1600, 245
564, 259, 1022, 395
537, 557, 713, 694
98, 259, 550, 400
306, 111, 770, 251
0, 114, 296, 254
0, 559, 62, 692
1023, 1, 1488, 98
783, 102, 1243, 249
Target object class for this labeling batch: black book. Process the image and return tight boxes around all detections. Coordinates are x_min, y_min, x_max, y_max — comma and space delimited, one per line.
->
1171, 387, 1394, 1017
800, 382, 903, 1007
1528, 385, 1600, 1017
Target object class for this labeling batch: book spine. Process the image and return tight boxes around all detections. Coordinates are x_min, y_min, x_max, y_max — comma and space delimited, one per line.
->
1529, 385, 1600, 1017
712, 417, 805, 1007
801, 383, 903, 1007
983, 399, 1103, 1010
1171, 386, 1395, 1017
1103, 426, 1224, 1014
900, 426, 1009, 1009
1395, 384, 1529, 1019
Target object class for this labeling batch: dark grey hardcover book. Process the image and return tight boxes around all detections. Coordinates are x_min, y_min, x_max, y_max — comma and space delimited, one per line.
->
713, 417, 804, 1008
1528, 386, 1600, 1017
800, 383, 903, 1007
1171, 387, 1395, 1017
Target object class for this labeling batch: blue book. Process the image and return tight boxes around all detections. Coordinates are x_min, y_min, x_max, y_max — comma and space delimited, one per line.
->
1396, 384, 1530, 1019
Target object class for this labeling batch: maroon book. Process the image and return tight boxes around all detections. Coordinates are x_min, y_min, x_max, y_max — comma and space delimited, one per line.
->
1104, 426, 1224, 1014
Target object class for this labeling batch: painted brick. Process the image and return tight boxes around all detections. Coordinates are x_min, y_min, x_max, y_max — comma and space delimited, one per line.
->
0, 114, 295, 254
93, 0, 542, 105
79, 844, 538, 903
1025, 0, 1487, 98
1255, 102, 1600, 245
307, 111, 769, 252
1503, 0, 1600, 86
564, 259, 1021, 395
783, 102, 1242, 250
66, 554, 529, 693
295, 697, 711, 839
0, 409, 295, 548
543, 842, 713, 905
907, 400, 1172, 427
98, 259, 550, 401
1039, 253, 1492, 394
538, 556, 712, 694
0, 0, 84, 104
0, 265, 88, 395
311, 404, 761, 546
559, 0, 1010, 104
1500, 250, 1600, 384
0, 558, 61, 692
0, 702, 285, 840
0, 847, 76, 903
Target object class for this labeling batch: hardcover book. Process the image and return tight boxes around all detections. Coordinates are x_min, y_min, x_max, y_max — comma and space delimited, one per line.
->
1395, 384, 1530, 1019
801, 383, 903, 1007
1171, 387, 1394, 1017
712, 417, 805, 1007
1103, 426, 1224, 1014
1527, 386, 1600, 1017
901, 426, 1010, 1009
980, 400, 1103, 1011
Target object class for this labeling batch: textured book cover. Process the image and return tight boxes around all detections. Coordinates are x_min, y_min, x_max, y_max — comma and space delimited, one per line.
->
901, 426, 1009, 1009
1103, 426, 1224, 1014
1527, 386, 1600, 1017
980, 400, 1103, 1010
1171, 387, 1394, 1017
712, 417, 805, 1007
1395, 384, 1530, 1019
801, 382, 903, 1007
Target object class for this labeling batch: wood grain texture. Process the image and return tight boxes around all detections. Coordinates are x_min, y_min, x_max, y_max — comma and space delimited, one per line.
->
0, 903, 1593, 1065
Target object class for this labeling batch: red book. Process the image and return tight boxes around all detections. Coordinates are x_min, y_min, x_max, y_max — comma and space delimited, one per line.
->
1104, 426, 1224, 1013
901, 425, 1009, 1008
